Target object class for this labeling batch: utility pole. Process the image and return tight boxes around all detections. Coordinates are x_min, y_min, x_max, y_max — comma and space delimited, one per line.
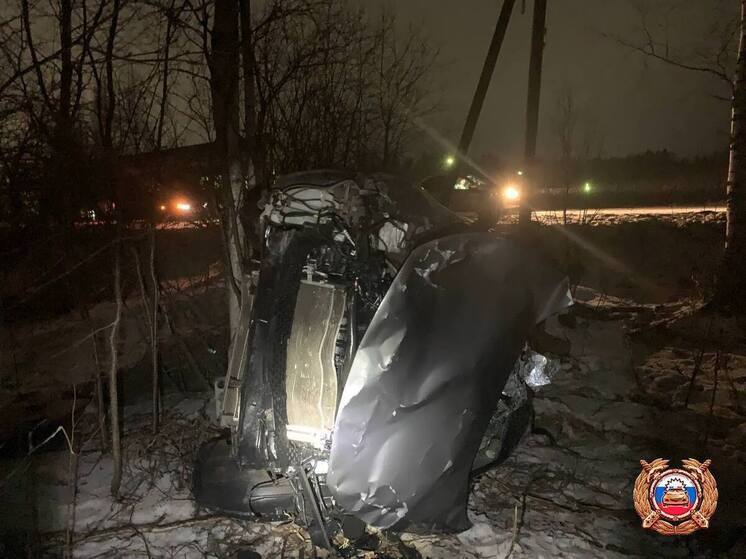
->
519, 0, 548, 225
458, 0, 517, 156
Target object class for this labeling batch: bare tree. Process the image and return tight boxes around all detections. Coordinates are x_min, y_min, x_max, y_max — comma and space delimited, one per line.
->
552, 82, 579, 224
553, 85, 579, 161
250, 1, 438, 174
616, 0, 746, 310
721, 1, 746, 309
373, 17, 439, 168
580, 113, 606, 160
15, 0, 111, 224
615, 1, 737, 91
149, 226, 160, 434
109, 239, 123, 498
0, 0, 441, 369
1, 0, 439, 226
208, 0, 249, 336
181, 0, 439, 338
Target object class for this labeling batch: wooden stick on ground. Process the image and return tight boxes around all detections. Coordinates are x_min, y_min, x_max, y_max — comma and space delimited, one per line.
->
109, 238, 123, 498
91, 332, 108, 448
149, 224, 160, 435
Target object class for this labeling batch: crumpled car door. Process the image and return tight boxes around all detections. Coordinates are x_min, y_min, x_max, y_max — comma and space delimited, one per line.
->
327, 233, 572, 532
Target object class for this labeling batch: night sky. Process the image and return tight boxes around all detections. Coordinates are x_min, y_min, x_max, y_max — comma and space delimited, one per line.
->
384, 0, 734, 161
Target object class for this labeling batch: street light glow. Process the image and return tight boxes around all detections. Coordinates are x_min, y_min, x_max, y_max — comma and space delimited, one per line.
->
444, 155, 456, 168
503, 184, 521, 201
584, 182, 592, 193
176, 201, 192, 212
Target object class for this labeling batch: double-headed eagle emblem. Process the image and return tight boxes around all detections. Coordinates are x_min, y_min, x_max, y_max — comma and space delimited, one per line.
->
633, 458, 718, 536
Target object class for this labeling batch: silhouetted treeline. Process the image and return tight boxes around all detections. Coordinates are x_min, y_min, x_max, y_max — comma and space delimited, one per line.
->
542, 150, 728, 208
457, 149, 728, 209
0, 0, 439, 229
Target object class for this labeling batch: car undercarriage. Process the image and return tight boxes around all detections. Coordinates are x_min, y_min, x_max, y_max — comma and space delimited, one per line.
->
193, 171, 572, 550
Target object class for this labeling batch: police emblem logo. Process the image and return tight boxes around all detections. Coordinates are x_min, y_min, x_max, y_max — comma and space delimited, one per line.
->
633, 458, 718, 536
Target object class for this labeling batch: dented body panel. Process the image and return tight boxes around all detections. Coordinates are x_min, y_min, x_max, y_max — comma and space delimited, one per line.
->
328, 233, 571, 531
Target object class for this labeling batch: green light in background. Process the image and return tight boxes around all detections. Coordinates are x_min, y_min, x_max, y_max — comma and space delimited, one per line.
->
444, 155, 456, 168
583, 182, 592, 193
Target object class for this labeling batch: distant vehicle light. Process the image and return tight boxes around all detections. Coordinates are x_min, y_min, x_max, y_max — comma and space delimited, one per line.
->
503, 185, 521, 201
176, 202, 192, 212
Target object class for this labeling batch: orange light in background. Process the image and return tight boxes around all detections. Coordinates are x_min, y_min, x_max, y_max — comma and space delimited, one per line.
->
503, 184, 521, 201
159, 204, 166, 211
175, 201, 192, 212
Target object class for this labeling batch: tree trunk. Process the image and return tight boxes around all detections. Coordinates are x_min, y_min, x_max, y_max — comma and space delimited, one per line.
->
109, 239, 123, 498
240, 0, 257, 172
57, 0, 74, 222
210, 0, 246, 337
103, 0, 120, 150
149, 225, 160, 434
59, 0, 73, 130
239, 0, 265, 255
156, 0, 177, 149
91, 332, 108, 449
714, 0, 746, 311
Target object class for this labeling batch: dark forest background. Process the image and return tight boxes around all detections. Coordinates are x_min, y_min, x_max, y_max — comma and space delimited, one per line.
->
0, 0, 730, 232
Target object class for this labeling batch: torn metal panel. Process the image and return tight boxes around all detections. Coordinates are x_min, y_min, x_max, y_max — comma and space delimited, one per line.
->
285, 280, 347, 438
221, 273, 257, 429
237, 229, 316, 468
327, 233, 571, 532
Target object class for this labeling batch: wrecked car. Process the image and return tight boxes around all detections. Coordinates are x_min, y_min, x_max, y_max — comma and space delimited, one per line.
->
193, 170, 571, 548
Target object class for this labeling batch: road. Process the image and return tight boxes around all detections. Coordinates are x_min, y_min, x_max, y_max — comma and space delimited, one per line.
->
533, 205, 725, 217
488, 205, 727, 225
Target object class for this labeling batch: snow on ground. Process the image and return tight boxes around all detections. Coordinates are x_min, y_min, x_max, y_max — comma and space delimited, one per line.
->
399, 293, 746, 559
4, 287, 746, 558
8, 395, 316, 558
517, 208, 726, 227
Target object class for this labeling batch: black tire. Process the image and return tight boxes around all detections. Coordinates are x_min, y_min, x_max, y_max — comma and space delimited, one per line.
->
472, 391, 534, 473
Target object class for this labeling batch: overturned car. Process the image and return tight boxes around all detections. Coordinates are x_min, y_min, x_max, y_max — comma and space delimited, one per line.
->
194, 171, 571, 548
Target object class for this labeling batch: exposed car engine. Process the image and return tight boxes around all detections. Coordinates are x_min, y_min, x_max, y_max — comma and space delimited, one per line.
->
194, 170, 571, 549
